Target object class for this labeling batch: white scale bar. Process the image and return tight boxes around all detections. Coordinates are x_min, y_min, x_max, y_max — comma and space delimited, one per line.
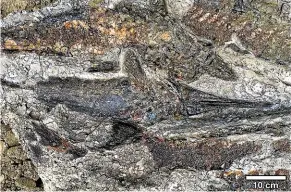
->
246, 176, 287, 181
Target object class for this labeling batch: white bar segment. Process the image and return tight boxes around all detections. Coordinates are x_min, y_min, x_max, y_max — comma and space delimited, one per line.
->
246, 176, 287, 180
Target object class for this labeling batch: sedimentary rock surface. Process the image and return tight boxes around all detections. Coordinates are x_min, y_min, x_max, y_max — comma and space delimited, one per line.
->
1, 0, 291, 190
0, 124, 43, 191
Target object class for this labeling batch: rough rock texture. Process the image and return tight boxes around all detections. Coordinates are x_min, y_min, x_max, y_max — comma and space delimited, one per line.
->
1, 0, 291, 191
1, 0, 58, 18
0, 124, 43, 191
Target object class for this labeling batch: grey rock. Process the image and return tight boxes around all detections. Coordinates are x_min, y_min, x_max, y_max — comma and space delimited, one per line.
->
1, 0, 290, 191
22, 161, 40, 181
1, 0, 86, 29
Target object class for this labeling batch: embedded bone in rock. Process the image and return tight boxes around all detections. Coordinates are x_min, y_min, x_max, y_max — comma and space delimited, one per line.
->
1, 0, 291, 191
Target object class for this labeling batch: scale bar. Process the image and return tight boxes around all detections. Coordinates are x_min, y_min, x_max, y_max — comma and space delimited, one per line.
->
246, 175, 287, 180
